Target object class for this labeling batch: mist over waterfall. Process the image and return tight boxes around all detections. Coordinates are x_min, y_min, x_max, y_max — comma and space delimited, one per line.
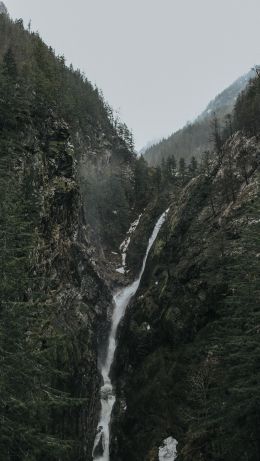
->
92, 209, 169, 460
1, 2, 260, 460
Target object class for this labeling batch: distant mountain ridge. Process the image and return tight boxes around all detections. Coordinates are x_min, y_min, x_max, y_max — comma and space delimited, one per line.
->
144, 69, 255, 166
198, 71, 254, 120
0, 2, 8, 15
139, 137, 162, 156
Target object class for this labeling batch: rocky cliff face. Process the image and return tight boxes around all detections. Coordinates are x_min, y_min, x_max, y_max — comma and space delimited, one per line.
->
2, 9, 260, 461
0, 13, 140, 460
0, 108, 115, 459
33, 115, 113, 459
77, 122, 137, 286
111, 132, 260, 461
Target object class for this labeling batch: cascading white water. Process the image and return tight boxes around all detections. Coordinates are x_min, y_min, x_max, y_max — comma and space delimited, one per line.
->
92, 209, 169, 461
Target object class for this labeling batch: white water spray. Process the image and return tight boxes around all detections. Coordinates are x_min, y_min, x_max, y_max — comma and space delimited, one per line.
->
92, 209, 169, 461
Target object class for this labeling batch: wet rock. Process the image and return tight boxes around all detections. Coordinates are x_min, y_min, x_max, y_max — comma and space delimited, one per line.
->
93, 430, 105, 458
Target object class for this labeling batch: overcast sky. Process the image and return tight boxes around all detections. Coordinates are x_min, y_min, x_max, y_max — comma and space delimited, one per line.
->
5, 0, 260, 149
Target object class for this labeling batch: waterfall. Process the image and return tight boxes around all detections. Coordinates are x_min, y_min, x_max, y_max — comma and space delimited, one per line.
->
92, 209, 169, 461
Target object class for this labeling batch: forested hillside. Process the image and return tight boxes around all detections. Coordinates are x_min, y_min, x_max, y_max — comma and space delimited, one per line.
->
143, 70, 254, 167
111, 74, 260, 461
0, 9, 156, 460
1, 4, 260, 461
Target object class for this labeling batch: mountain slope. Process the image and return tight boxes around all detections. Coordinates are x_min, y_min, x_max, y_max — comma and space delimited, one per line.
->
1, 5, 260, 461
0, 11, 151, 461
112, 131, 260, 461
144, 70, 254, 166
110, 73, 260, 461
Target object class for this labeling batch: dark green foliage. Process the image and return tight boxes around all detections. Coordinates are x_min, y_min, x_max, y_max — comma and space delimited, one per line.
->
179, 157, 186, 184
181, 196, 260, 461
210, 113, 223, 158
0, 12, 134, 153
112, 134, 260, 461
0, 14, 115, 461
109, 60, 260, 461
161, 155, 177, 183
159, 154, 198, 189
134, 155, 152, 207
0, 137, 73, 458
234, 75, 260, 136
3, 47, 17, 79
189, 156, 198, 175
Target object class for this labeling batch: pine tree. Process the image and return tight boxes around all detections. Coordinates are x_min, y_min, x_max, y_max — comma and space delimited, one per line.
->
189, 156, 198, 176
134, 156, 151, 206
210, 112, 222, 160
179, 157, 186, 184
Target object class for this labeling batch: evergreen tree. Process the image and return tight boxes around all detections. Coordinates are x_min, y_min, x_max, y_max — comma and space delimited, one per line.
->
154, 166, 162, 192
210, 112, 223, 160
166, 155, 177, 182
179, 157, 186, 184
134, 155, 151, 206
189, 156, 198, 176
3, 47, 17, 79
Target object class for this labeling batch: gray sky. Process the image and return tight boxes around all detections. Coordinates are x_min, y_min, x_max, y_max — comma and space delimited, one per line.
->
5, 0, 260, 149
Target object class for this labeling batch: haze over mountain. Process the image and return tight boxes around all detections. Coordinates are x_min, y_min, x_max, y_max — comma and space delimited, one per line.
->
0, 3, 260, 461
143, 69, 255, 166
139, 138, 162, 156
5, 0, 260, 149
0, 1, 7, 14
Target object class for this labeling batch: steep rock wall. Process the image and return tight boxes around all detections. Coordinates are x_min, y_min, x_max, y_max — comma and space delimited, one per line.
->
111, 133, 260, 461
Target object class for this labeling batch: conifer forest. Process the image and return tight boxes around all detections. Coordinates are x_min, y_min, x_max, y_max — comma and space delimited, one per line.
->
0, 2, 259, 461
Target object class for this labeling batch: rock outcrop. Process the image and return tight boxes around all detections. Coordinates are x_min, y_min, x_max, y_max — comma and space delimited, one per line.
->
0, 12, 139, 460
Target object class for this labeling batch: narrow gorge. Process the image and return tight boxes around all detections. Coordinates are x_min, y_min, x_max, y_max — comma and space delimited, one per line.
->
0, 4, 259, 461
93, 210, 169, 461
